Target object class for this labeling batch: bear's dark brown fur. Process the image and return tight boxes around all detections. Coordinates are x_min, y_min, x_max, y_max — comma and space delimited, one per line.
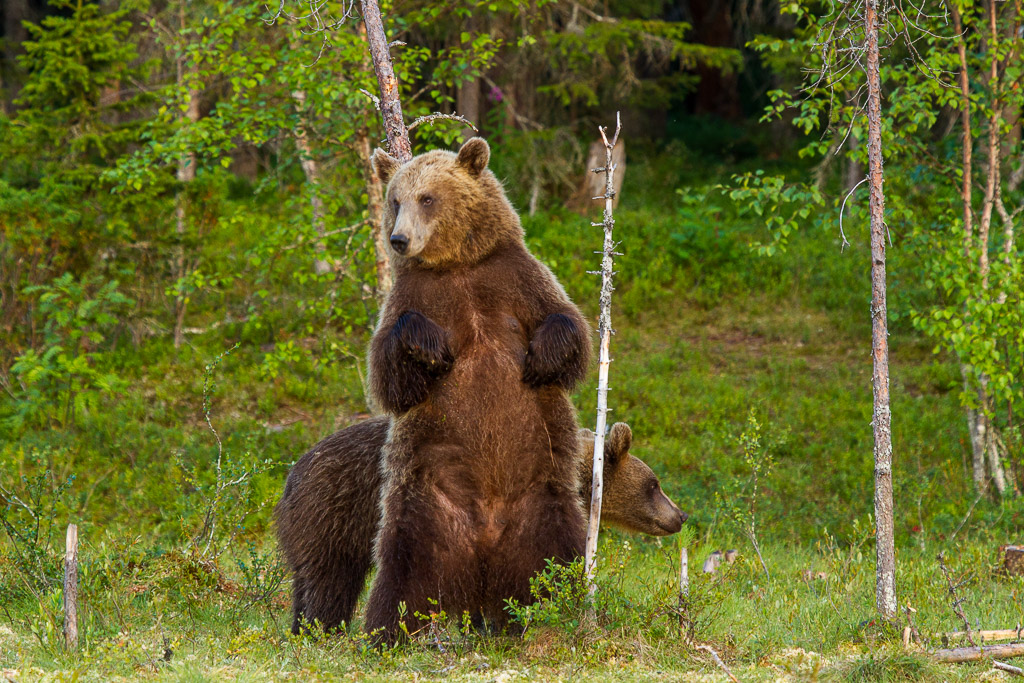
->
365, 138, 592, 640
276, 418, 687, 634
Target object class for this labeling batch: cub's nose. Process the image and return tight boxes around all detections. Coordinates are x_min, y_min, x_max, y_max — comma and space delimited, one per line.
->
679, 509, 689, 523
390, 234, 409, 254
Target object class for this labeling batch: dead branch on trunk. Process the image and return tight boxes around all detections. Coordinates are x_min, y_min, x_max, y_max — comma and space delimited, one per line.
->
407, 112, 478, 131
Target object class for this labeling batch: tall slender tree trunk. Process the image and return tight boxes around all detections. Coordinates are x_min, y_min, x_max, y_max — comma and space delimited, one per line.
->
290, 85, 330, 274
949, 3, 990, 491
173, 76, 200, 349
865, 0, 897, 621
360, 0, 412, 162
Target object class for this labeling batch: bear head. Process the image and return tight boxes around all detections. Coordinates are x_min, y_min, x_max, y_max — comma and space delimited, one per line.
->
371, 138, 523, 269
579, 423, 688, 536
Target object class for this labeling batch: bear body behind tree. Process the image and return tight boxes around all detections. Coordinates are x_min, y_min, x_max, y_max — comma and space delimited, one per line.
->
365, 138, 592, 640
276, 418, 687, 634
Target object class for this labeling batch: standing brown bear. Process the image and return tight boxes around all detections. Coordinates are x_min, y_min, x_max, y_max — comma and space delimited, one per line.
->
366, 138, 591, 641
276, 418, 687, 634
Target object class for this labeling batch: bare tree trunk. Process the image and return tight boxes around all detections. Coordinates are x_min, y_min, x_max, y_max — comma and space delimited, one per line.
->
290, 85, 330, 275
970, 0, 1009, 498
584, 114, 621, 601
865, 0, 897, 621
949, 4, 990, 491
456, 77, 481, 142
950, 3, 973, 258
173, 77, 200, 348
360, 0, 412, 163
357, 127, 392, 304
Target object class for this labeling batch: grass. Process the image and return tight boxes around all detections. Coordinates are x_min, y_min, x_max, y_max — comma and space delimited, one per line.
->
2, 149, 1022, 680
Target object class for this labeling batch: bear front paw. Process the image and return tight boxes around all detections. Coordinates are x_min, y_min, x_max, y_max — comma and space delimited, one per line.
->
523, 313, 587, 389
393, 310, 454, 375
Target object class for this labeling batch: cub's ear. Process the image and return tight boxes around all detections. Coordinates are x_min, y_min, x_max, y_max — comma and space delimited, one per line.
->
457, 137, 490, 176
604, 422, 633, 469
372, 148, 401, 184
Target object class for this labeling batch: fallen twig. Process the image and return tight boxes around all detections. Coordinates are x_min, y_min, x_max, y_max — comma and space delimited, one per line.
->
937, 552, 976, 647
933, 643, 1024, 663
995, 660, 1024, 676
696, 644, 740, 682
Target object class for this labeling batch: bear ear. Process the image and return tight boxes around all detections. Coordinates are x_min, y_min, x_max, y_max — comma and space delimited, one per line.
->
372, 148, 401, 184
457, 137, 490, 176
604, 422, 632, 468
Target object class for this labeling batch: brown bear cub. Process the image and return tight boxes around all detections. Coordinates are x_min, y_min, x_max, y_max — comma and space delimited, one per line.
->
276, 418, 687, 635
366, 138, 592, 640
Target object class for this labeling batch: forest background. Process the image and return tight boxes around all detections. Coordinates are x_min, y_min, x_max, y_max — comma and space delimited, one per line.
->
1, 0, 1023, 679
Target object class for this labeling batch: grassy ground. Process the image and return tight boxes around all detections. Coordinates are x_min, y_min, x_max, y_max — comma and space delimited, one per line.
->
1, 148, 1022, 680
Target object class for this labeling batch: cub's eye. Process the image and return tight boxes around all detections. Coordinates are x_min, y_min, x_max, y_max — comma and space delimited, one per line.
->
392, 199, 400, 212
420, 195, 434, 207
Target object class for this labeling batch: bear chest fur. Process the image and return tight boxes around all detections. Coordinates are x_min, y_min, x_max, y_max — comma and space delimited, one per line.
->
387, 248, 578, 495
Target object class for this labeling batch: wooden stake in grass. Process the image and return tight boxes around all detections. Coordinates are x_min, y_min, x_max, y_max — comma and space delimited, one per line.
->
584, 113, 622, 600
64, 523, 78, 650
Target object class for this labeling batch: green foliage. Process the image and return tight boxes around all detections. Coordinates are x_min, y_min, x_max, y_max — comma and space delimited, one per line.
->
4, 274, 133, 432
752, 0, 1024, 460
0, 454, 76, 597
716, 410, 780, 580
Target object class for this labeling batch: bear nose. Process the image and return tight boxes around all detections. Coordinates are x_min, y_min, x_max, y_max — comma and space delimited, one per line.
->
679, 509, 689, 523
390, 234, 409, 254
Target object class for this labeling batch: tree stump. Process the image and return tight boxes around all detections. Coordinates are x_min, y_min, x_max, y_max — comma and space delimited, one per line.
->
1004, 545, 1024, 576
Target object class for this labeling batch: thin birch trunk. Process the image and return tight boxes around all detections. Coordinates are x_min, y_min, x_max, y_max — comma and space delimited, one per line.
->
950, 3, 989, 490
865, 0, 897, 620
173, 73, 200, 349
950, 3, 973, 258
976, 0, 1008, 497
290, 85, 330, 274
584, 114, 621, 601
360, 0, 412, 163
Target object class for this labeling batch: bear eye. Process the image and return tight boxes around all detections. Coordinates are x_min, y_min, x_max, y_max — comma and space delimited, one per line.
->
420, 195, 434, 207
392, 198, 400, 212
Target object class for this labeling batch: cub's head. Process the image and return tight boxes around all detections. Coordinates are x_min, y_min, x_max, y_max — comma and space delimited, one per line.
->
371, 138, 522, 269
579, 423, 688, 537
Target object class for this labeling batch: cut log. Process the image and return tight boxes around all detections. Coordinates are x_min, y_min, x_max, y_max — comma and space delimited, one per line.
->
933, 643, 1024, 663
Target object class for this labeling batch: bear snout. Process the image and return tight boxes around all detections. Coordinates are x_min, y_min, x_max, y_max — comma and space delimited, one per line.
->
679, 509, 689, 524
390, 234, 410, 254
